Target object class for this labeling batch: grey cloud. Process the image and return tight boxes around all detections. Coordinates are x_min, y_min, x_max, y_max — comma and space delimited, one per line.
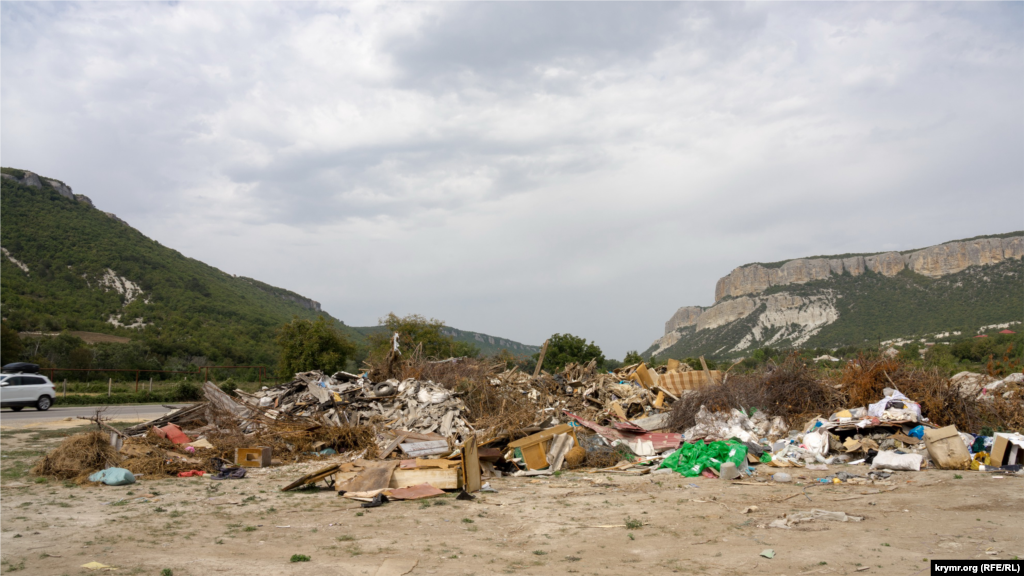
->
2, 2, 1022, 358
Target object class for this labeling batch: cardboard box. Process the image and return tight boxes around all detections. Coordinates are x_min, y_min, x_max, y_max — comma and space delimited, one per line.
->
990, 433, 1024, 467
235, 446, 272, 468
923, 426, 971, 470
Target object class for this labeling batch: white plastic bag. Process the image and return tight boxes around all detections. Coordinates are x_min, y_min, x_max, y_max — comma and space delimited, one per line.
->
803, 431, 829, 457
871, 450, 922, 471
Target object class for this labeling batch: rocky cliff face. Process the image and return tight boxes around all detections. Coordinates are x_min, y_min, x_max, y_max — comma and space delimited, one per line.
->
714, 236, 1023, 302
664, 306, 704, 333
650, 233, 1023, 360
652, 292, 839, 357
278, 293, 322, 312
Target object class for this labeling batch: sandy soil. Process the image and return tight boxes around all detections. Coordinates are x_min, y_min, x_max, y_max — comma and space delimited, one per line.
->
1, 423, 1021, 576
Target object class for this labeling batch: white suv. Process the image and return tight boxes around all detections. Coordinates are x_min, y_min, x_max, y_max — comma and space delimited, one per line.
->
0, 373, 57, 411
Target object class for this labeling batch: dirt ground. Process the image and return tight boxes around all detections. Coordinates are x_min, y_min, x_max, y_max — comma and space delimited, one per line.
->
1, 422, 1022, 576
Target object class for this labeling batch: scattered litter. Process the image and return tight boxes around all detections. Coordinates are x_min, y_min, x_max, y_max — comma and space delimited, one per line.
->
81, 562, 117, 571
770, 509, 864, 529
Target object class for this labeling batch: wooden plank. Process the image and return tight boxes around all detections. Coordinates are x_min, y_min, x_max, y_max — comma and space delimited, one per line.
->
533, 339, 550, 377
281, 464, 341, 491
462, 434, 481, 493
380, 432, 410, 459
389, 468, 459, 490
392, 429, 445, 442
399, 440, 449, 457
635, 363, 657, 389
415, 458, 459, 469
508, 424, 574, 449
699, 355, 717, 386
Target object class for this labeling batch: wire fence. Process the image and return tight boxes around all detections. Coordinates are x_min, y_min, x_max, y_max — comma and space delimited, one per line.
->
42, 365, 270, 393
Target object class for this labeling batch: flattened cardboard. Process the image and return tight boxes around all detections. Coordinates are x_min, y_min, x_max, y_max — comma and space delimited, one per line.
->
462, 434, 481, 493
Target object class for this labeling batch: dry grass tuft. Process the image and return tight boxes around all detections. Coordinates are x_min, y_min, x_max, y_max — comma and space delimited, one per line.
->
31, 431, 120, 480
668, 355, 842, 431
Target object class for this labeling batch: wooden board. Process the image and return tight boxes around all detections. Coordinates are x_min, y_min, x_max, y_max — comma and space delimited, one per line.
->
462, 434, 481, 493
380, 432, 409, 459
336, 460, 399, 493
389, 468, 459, 490
399, 440, 449, 457
281, 463, 341, 491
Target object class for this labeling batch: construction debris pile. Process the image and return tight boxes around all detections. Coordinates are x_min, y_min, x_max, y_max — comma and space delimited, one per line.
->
232, 371, 474, 440
30, 352, 1023, 499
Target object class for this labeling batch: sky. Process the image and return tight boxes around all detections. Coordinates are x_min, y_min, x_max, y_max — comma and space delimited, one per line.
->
2, 2, 1022, 358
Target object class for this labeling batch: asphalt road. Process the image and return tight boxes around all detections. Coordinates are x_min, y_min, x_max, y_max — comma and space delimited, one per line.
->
0, 404, 192, 426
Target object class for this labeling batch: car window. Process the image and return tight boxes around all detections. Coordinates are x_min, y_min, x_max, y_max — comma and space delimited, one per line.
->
22, 376, 46, 385
4, 376, 23, 386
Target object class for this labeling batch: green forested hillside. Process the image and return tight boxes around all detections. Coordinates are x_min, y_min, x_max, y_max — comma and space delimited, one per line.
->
1, 172, 359, 371
1, 170, 540, 375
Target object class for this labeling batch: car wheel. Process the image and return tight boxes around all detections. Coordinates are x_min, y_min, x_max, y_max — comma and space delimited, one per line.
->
10, 406, 24, 412
36, 396, 52, 411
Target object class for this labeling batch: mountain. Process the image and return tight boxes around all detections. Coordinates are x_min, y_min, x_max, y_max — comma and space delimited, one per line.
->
1, 168, 537, 369
646, 233, 1024, 360
347, 325, 540, 358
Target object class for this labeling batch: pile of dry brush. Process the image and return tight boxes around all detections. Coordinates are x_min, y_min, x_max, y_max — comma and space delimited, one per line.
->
669, 354, 1024, 434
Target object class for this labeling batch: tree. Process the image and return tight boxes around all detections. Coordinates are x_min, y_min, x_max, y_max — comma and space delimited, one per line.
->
367, 313, 479, 362
533, 333, 605, 372
0, 322, 23, 364
622, 350, 643, 365
276, 316, 355, 378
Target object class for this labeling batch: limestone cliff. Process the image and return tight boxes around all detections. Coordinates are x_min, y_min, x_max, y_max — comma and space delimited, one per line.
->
714, 235, 1023, 302
649, 232, 1023, 360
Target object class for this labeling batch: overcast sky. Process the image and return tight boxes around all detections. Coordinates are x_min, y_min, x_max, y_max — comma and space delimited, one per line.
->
2, 2, 1022, 358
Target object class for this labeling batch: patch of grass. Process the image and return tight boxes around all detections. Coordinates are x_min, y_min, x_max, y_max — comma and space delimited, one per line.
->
628, 533, 635, 540
565, 556, 582, 562
244, 526, 257, 532
345, 544, 362, 556
290, 554, 311, 563
169, 510, 184, 518
355, 511, 364, 517
462, 518, 474, 524
337, 535, 355, 541
161, 569, 173, 576
533, 550, 548, 556
433, 499, 448, 506
954, 474, 963, 479
624, 517, 643, 530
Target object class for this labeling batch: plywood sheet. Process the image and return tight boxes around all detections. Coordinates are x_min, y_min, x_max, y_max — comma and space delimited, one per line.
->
389, 468, 459, 490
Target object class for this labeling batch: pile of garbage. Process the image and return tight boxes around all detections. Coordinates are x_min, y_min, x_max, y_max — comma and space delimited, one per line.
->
232, 371, 474, 440
27, 353, 1023, 500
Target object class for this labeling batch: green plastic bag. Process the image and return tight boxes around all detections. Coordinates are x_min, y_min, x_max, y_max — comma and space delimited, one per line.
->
658, 440, 748, 477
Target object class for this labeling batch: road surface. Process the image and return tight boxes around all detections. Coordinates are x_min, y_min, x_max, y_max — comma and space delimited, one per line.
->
0, 404, 193, 427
